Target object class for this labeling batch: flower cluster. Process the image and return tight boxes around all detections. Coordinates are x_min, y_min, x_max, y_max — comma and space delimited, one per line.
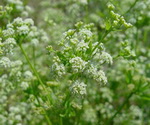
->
71, 80, 87, 96
69, 57, 87, 73
49, 22, 112, 88
1, 17, 34, 45
0, 57, 11, 68
6, 0, 33, 17
87, 65, 108, 85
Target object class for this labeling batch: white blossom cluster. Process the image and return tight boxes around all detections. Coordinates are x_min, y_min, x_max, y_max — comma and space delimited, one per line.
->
69, 57, 87, 73
1, 16, 49, 50
99, 102, 114, 119
71, 80, 87, 95
99, 51, 113, 65
94, 49, 113, 65
0, 60, 42, 125
114, 105, 143, 125
82, 105, 98, 124
76, 40, 89, 52
76, 0, 88, 5
87, 65, 107, 85
50, 22, 112, 88
8, 17, 32, 35
0, 57, 11, 68
52, 56, 66, 77
6, 0, 33, 17
1, 38, 16, 54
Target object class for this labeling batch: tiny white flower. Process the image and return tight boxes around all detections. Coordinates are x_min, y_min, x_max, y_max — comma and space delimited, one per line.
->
2, 28, 15, 37
12, 17, 23, 26
20, 81, 29, 90
72, 80, 87, 95
24, 18, 34, 26
17, 25, 29, 35
69, 57, 87, 73
0, 57, 11, 68
77, 40, 89, 52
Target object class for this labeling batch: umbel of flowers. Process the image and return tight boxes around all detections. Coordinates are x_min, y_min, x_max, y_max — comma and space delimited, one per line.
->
48, 22, 113, 96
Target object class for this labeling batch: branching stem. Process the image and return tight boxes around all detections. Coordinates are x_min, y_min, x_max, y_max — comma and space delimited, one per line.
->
19, 43, 52, 125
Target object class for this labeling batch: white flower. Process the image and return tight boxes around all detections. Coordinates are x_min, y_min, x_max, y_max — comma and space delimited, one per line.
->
20, 81, 29, 90
21, 11, 29, 17
0, 57, 11, 68
31, 38, 39, 46
11, 60, 22, 67
70, 38, 78, 44
24, 18, 34, 26
3, 38, 16, 54
79, 29, 93, 38
2, 28, 15, 37
17, 25, 29, 35
77, 40, 89, 52
96, 70, 107, 84
6, 23, 14, 28
7, 0, 23, 5
82, 107, 97, 123
87, 65, 107, 85
63, 29, 75, 37
72, 80, 87, 95
99, 51, 113, 65
41, 35, 49, 43
69, 57, 87, 73
24, 71, 33, 80
12, 17, 23, 26
52, 62, 66, 77
78, 0, 88, 5
15, 115, 22, 121
4, 38, 16, 45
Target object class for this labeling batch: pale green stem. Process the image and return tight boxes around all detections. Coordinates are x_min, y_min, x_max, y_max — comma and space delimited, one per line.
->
19, 44, 52, 125
107, 91, 135, 124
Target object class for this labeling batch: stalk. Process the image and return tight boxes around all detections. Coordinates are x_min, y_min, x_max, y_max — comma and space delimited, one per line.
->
107, 91, 135, 124
19, 43, 52, 125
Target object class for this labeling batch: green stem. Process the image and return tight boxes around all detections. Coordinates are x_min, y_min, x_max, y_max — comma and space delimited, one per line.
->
124, 0, 139, 15
19, 44, 44, 86
107, 91, 135, 124
60, 117, 63, 125
91, 30, 110, 58
19, 44, 52, 125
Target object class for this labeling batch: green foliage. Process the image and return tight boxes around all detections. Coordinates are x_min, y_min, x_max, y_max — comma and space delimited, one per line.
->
0, 0, 150, 125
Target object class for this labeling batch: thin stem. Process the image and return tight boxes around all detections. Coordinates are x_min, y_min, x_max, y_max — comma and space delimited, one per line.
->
19, 44, 44, 86
92, 30, 108, 53
90, 30, 110, 58
33, 46, 36, 66
18, 43, 52, 125
60, 117, 63, 125
124, 0, 139, 15
107, 91, 135, 124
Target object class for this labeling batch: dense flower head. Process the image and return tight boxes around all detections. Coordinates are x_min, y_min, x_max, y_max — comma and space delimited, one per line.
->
71, 80, 87, 95
2, 38, 16, 54
0, 57, 11, 68
49, 23, 112, 90
2, 28, 15, 37
0, 1, 148, 125
69, 57, 87, 73
99, 51, 113, 65
87, 65, 107, 85
17, 25, 30, 35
